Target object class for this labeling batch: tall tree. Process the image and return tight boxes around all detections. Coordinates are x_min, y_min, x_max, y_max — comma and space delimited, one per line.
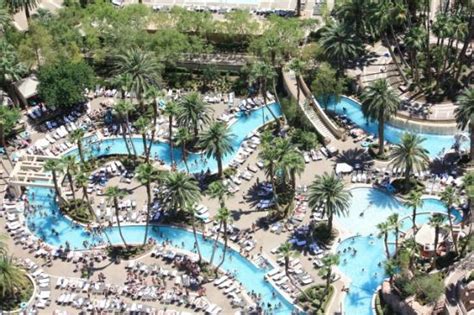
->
207, 180, 231, 208
387, 213, 401, 255
454, 88, 474, 160
161, 172, 201, 214
176, 92, 212, 141
61, 155, 78, 201
113, 100, 136, 157
319, 254, 340, 297
360, 79, 400, 156
280, 150, 305, 192
174, 127, 192, 173
136, 162, 160, 245
74, 170, 94, 219
105, 186, 128, 247
390, 133, 429, 190
69, 128, 86, 164
184, 204, 202, 263
404, 190, 423, 232
428, 213, 445, 267
44, 159, 62, 200
134, 116, 152, 163
311, 62, 345, 110
215, 207, 232, 272
440, 186, 460, 255
308, 172, 352, 232
199, 121, 235, 178
287, 58, 306, 105
113, 48, 162, 110
163, 101, 179, 164
377, 221, 391, 259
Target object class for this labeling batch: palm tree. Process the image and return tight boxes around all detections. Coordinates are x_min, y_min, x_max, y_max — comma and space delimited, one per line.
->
280, 150, 305, 191
110, 73, 132, 99
287, 58, 306, 105
61, 155, 78, 201
0, 6, 11, 32
136, 163, 160, 245
402, 238, 419, 273
143, 86, 165, 156
248, 61, 279, 126
74, 170, 94, 217
319, 254, 340, 297
390, 133, 429, 190
113, 48, 162, 110
319, 21, 360, 75
134, 116, 151, 162
335, 0, 375, 40
259, 144, 280, 210
215, 207, 232, 272
44, 159, 62, 199
175, 127, 192, 173
5, 0, 38, 26
69, 128, 86, 164
176, 92, 212, 141
404, 190, 423, 232
377, 221, 391, 259
454, 88, 474, 160
184, 204, 202, 263
161, 172, 201, 214
384, 259, 398, 289
163, 101, 179, 164
404, 26, 426, 84
105, 186, 128, 247
0, 255, 28, 302
360, 79, 400, 156
278, 243, 313, 302
440, 186, 460, 255
0, 40, 26, 106
199, 121, 235, 178
207, 180, 231, 208
387, 213, 401, 255
308, 172, 352, 232
429, 213, 445, 266
113, 100, 136, 157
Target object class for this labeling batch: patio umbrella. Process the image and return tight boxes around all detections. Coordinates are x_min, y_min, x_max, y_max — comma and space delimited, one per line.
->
335, 163, 353, 174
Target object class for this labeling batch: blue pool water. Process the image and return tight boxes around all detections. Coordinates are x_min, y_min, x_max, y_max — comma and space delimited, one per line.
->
66, 103, 282, 174
326, 96, 469, 158
335, 188, 459, 315
26, 104, 296, 313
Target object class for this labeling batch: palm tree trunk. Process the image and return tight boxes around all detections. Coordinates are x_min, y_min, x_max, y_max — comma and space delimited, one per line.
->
328, 213, 333, 232
182, 143, 190, 173
217, 151, 223, 179
216, 222, 228, 272
141, 134, 148, 163
114, 197, 128, 247
285, 258, 313, 303
412, 207, 417, 231
447, 210, 458, 255
77, 142, 85, 165
394, 227, 399, 254
470, 124, 474, 161
169, 117, 174, 164
67, 172, 76, 201
24, 5, 30, 25
384, 34, 409, 84
384, 233, 390, 258
82, 186, 95, 220
405, 164, 411, 190
209, 222, 222, 265
296, 0, 301, 16
125, 117, 137, 157
52, 171, 61, 198
378, 118, 385, 156
121, 123, 132, 156
432, 225, 439, 267
191, 216, 202, 263
142, 182, 152, 246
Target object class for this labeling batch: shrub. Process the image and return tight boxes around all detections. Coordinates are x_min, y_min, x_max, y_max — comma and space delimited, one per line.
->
291, 128, 319, 151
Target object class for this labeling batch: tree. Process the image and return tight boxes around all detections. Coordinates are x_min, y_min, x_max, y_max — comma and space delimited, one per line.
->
360, 79, 400, 156
136, 162, 160, 245
69, 128, 86, 164
334, 0, 376, 40
0, 5, 10, 32
401, 238, 419, 273
37, 61, 95, 109
0, 40, 26, 107
215, 207, 232, 273
454, 88, 474, 160
75, 170, 92, 211
110, 73, 132, 100
387, 213, 401, 255
134, 116, 151, 163
428, 213, 445, 266
390, 133, 429, 190
280, 150, 305, 191
0, 106, 20, 168
311, 62, 345, 109
440, 186, 460, 255
113, 100, 136, 157
377, 221, 391, 258
287, 58, 306, 105
44, 159, 62, 199
4, 0, 38, 26
308, 172, 352, 232
163, 101, 179, 164
105, 186, 128, 247
184, 204, 202, 263
174, 127, 192, 173
113, 48, 162, 110
207, 180, 231, 208
319, 21, 361, 74
199, 121, 235, 178
319, 254, 340, 296
278, 242, 313, 302
176, 92, 212, 141
161, 172, 201, 214
404, 190, 423, 233
61, 155, 78, 201
384, 258, 398, 288
404, 26, 426, 84
259, 144, 280, 209
0, 255, 28, 302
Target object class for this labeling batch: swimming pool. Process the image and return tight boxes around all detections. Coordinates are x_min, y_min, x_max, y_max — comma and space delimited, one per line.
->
326, 96, 468, 158
335, 187, 459, 315
66, 103, 282, 174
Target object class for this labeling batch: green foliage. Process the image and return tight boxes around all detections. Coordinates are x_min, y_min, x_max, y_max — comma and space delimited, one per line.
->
311, 62, 345, 108
0, 106, 20, 136
37, 61, 95, 109
396, 273, 445, 305
62, 199, 93, 223
290, 128, 319, 151
297, 284, 333, 313
312, 222, 335, 246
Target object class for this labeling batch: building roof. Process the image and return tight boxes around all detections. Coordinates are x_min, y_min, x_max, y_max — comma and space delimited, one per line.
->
415, 224, 446, 251
15, 76, 39, 100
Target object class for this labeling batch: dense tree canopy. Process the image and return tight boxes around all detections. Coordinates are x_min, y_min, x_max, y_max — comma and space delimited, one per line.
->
37, 61, 95, 109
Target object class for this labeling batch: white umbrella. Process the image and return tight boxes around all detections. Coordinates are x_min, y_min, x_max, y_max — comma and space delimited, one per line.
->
35, 138, 50, 149
335, 163, 353, 174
